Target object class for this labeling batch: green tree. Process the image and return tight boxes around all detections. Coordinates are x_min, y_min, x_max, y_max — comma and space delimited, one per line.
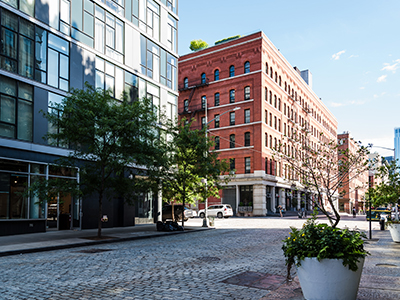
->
273, 130, 370, 228
367, 159, 400, 220
36, 83, 164, 237
189, 39, 208, 51
160, 118, 231, 227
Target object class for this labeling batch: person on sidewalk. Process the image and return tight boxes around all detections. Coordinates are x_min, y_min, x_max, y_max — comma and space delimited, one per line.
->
352, 207, 357, 218
278, 205, 283, 217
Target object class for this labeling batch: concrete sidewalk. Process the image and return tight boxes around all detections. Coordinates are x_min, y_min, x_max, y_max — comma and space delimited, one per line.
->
0, 222, 210, 257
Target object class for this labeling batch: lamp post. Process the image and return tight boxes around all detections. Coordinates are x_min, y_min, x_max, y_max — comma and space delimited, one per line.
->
202, 103, 241, 227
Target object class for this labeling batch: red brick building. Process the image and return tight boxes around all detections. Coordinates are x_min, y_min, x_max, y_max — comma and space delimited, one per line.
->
178, 32, 338, 216
338, 132, 369, 214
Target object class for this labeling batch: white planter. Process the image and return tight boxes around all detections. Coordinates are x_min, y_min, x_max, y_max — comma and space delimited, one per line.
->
388, 223, 400, 242
296, 257, 364, 300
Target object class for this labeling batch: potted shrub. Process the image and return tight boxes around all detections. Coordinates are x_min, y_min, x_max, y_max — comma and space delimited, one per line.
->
367, 159, 400, 242
283, 213, 370, 300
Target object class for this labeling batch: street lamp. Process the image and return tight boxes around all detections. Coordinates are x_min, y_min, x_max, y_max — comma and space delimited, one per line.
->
202, 104, 241, 227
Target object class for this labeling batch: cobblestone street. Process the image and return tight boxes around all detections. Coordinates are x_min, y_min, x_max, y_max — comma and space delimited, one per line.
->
0, 216, 397, 299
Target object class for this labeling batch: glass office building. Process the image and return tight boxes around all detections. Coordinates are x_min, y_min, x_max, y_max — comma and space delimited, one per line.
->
0, 0, 178, 235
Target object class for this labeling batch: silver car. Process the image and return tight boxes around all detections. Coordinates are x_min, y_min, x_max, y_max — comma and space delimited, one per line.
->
198, 204, 233, 219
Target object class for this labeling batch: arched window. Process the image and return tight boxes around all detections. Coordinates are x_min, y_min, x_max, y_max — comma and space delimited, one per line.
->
244, 61, 250, 73
214, 93, 220, 106
215, 136, 220, 150
265, 87, 268, 101
201, 95, 206, 109
275, 72, 277, 82
229, 65, 235, 77
244, 86, 251, 100
269, 91, 272, 104
265, 133, 268, 147
284, 82, 287, 91
214, 69, 219, 81
229, 89, 235, 103
230, 134, 235, 148
201, 73, 206, 84
269, 136, 272, 149
278, 98, 281, 111
274, 95, 277, 108
270, 67, 273, 78
184, 77, 188, 88
184, 99, 189, 112
244, 132, 250, 146
266, 62, 269, 74
279, 76, 282, 86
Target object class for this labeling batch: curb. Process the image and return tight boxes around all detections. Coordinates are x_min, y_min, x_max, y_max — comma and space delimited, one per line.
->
0, 227, 213, 257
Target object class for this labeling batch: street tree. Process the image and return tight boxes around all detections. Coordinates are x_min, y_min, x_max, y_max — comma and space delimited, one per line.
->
34, 83, 164, 237
273, 129, 370, 228
160, 118, 231, 227
367, 159, 400, 220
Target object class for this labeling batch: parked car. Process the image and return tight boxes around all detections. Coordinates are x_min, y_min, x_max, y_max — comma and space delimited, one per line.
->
162, 205, 196, 222
198, 204, 233, 219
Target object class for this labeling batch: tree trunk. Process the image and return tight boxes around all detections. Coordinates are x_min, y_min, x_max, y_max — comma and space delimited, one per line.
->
182, 179, 185, 229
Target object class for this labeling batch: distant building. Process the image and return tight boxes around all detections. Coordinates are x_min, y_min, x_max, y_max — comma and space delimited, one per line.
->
178, 31, 338, 216
338, 132, 369, 213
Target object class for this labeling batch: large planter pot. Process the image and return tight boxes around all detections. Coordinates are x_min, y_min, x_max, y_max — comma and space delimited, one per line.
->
388, 222, 400, 242
296, 257, 364, 300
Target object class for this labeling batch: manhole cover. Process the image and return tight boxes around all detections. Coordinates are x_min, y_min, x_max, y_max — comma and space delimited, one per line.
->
222, 271, 286, 290
376, 263, 398, 268
74, 248, 112, 254
197, 256, 220, 262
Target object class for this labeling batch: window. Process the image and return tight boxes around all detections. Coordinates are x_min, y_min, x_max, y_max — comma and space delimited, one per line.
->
229, 65, 235, 77
0, 10, 41, 80
230, 158, 235, 171
279, 76, 282, 86
214, 114, 220, 128
95, 7, 124, 62
244, 86, 250, 100
265, 62, 268, 74
245, 157, 251, 174
265, 110, 268, 124
230, 134, 235, 148
270, 67, 273, 78
265, 87, 268, 101
274, 116, 277, 129
201, 117, 205, 129
201, 95, 206, 109
160, 0, 176, 13
70, 0, 94, 47
244, 61, 250, 73
160, 49, 176, 90
183, 99, 188, 112
269, 113, 272, 126
184, 77, 188, 88
274, 95, 277, 108
0, 76, 33, 141
244, 132, 250, 147
124, 70, 139, 102
265, 133, 268, 147
137, 0, 160, 40
278, 98, 281, 111
167, 14, 177, 51
244, 109, 250, 123
201, 73, 206, 84
214, 93, 220, 106
229, 89, 235, 103
140, 35, 159, 80
269, 91, 272, 104
2, 0, 35, 16
275, 72, 277, 83
48, 33, 69, 91
230, 112, 235, 126
269, 135, 272, 148
215, 136, 220, 150
278, 119, 281, 132
95, 57, 123, 98
214, 69, 219, 81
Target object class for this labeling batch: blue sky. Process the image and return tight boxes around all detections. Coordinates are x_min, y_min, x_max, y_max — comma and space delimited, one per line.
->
177, 0, 400, 157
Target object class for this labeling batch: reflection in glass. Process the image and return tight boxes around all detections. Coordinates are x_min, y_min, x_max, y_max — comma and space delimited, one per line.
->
17, 100, 32, 141
47, 49, 59, 88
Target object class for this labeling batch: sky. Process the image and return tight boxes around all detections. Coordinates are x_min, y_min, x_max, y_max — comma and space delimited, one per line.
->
177, 0, 400, 157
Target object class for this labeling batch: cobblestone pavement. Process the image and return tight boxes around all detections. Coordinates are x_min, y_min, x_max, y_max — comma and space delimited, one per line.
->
0, 216, 398, 300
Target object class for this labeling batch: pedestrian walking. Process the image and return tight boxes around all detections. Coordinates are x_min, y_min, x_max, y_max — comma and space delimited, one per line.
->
352, 207, 356, 218
278, 205, 283, 217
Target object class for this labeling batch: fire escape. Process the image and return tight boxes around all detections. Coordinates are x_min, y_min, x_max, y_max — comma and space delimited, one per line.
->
178, 77, 209, 121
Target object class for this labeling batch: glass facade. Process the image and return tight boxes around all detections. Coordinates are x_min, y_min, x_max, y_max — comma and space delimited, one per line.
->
0, 0, 179, 232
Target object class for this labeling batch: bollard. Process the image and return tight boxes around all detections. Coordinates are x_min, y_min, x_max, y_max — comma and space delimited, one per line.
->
379, 219, 385, 230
